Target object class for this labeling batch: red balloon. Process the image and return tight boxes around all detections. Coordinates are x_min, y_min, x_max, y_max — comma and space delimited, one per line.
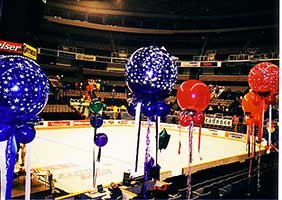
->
245, 115, 261, 126
248, 62, 279, 93
245, 116, 253, 126
193, 112, 205, 126
248, 90, 262, 105
241, 91, 268, 116
265, 93, 277, 105
176, 80, 210, 112
252, 114, 262, 126
178, 112, 192, 127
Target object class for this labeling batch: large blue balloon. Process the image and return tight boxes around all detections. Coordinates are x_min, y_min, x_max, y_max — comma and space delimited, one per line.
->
90, 115, 103, 128
0, 55, 50, 122
125, 46, 177, 101
15, 123, 36, 144
95, 133, 108, 147
0, 123, 12, 142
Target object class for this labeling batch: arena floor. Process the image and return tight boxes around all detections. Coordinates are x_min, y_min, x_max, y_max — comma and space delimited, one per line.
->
27, 124, 251, 194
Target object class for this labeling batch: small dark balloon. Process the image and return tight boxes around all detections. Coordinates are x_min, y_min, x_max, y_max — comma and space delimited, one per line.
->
15, 123, 36, 144
95, 133, 108, 147
90, 115, 103, 128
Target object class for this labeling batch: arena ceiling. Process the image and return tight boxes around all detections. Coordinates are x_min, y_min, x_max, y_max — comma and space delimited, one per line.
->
0, 0, 279, 56
47, 0, 278, 18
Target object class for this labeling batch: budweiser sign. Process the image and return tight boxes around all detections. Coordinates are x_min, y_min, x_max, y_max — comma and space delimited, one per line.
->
0, 40, 22, 54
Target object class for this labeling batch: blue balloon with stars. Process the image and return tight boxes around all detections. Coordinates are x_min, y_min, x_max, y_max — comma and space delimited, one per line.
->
125, 46, 177, 101
0, 55, 50, 123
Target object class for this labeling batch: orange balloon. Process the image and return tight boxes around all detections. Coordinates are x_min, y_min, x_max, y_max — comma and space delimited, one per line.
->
241, 91, 268, 116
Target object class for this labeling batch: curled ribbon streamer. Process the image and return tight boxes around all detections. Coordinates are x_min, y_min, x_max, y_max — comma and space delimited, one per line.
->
131, 102, 142, 176
143, 117, 151, 199
187, 120, 194, 200
25, 143, 32, 200
5, 135, 17, 200
268, 104, 272, 145
0, 140, 7, 200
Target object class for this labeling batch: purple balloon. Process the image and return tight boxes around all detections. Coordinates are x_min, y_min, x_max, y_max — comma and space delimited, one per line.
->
142, 101, 157, 117
127, 100, 137, 116
0, 123, 12, 142
156, 101, 170, 117
95, 133, 108, 147
15, 123, 36, 144
90, 115, 103, 128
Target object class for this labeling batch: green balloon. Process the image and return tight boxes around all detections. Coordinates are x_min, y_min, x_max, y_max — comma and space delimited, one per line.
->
89, 99, 103, 113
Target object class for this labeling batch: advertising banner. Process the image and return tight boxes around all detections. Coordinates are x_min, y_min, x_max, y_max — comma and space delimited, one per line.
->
75, 53, 96, 62
204, 116, 232, 127
0, 40, 22, 54
23, 43, 37, 60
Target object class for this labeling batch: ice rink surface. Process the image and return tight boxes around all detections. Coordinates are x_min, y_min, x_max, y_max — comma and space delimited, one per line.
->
30, 125, 247, 193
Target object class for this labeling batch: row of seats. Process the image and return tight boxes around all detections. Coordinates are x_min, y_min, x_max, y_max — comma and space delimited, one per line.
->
42, 104, 76, 113
226, 86, 248, 92
209, 99, 234, 107
64, 90, 84, 97
159, 152, 278, 199
95, 91, 127, 99
103, 80, 125, 87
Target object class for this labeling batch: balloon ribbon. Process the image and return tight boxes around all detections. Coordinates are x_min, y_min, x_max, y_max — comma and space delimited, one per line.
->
134, 103, 142, 173
143, 117, 151, 199
155, 116, 159, 166
187, 120, 193, 200
178, 126, 181, 155
197, 124, 202, 160
93, 115, 97, 188
5, 135, 17, 199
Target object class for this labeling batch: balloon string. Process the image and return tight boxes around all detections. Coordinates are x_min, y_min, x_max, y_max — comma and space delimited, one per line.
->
253, 124, 256, 157
25, 143, 32, 200
97, 147, 101, 162
178, 126, 181, 155
134, 103, 142, 173
247, 123, 251, 157
258, 98, 265, 143
198, 124, 202, 160
143, 117, 151, 199
155, 116, 159, 166
187, 120, 193, 200
0, 140, 7, 200
5, 135, 17, 200
268, 104, 272, 145
94, 162, 100, 188
93, 121, 97, 188
248, 122, 254, 178
257, 145, 261, 192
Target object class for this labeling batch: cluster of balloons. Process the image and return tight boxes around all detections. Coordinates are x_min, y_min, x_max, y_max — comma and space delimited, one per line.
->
176, 80, 210, 126
0, 55, 50, 200
242, 62, 279, 143
89, 99, 108, 148
125, 46, 177, 118
125, 46, 177, 196
176, 79, 210, 199
0, 55, 50, 143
